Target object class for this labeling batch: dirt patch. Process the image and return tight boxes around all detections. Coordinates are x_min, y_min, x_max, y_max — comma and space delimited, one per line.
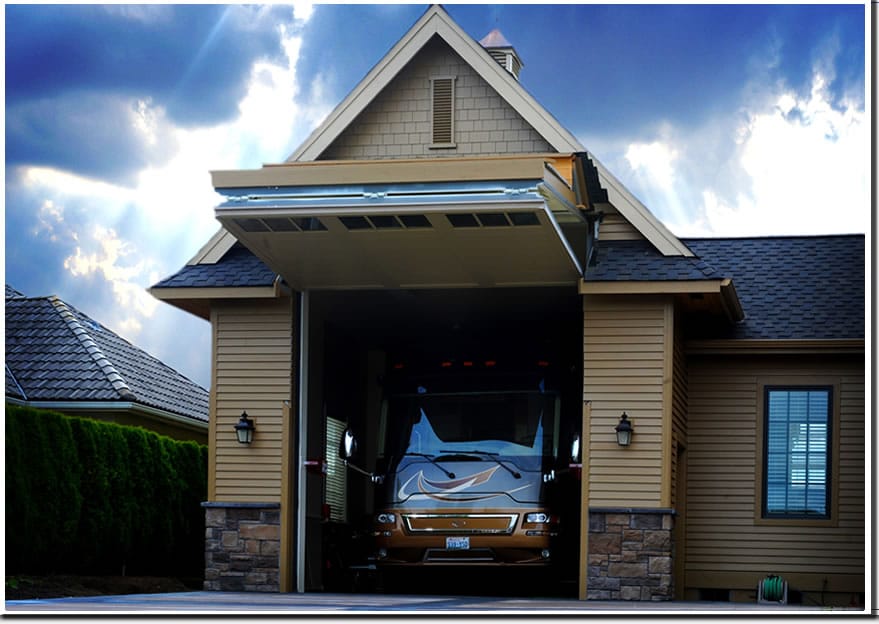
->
5, 575, 202, 600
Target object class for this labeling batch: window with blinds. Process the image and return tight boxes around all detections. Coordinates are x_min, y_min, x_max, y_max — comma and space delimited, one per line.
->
325, 416, 348, 523
763, 387, 831, 518
430, 76, 455, 147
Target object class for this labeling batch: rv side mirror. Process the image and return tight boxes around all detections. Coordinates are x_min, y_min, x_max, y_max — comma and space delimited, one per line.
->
570, 434, 581, 463
339, 428, 358, 460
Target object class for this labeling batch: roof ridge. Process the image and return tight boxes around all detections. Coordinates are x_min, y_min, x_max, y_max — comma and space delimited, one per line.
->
682, 233, 865, 242
49, 296, 138, 401
6, 363, 27, 400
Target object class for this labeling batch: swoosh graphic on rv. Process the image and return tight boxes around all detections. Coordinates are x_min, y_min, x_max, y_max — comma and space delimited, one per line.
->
397, 465, 531, 502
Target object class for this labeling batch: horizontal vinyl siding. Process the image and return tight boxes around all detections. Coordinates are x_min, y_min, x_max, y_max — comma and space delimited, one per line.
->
212, 298, 294, 503
685, 355, 865, 592
583, 295, 670, 507
671, 327, 688, 507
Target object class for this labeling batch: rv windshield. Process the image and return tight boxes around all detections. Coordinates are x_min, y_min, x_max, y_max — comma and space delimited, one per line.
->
386, 391, 557, 472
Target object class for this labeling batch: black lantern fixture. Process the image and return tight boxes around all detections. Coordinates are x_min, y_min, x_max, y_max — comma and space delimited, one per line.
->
615, 412, 633, 447
235, 411, 255, 444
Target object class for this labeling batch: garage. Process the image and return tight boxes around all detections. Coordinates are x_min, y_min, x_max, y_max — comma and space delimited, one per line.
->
301, 286, 584, 595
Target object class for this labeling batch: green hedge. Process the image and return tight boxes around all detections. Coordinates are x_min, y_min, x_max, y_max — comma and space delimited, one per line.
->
5, 405, 207, 577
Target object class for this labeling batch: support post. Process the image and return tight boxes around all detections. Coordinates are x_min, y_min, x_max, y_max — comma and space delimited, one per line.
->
578, 400, 591, 600
296, 291, 310, 593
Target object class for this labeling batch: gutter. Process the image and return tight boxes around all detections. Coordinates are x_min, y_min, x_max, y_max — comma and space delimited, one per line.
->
4, 399, 209, 432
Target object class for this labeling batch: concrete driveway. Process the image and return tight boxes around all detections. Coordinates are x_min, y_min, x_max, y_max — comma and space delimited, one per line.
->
4, 591, 863, 614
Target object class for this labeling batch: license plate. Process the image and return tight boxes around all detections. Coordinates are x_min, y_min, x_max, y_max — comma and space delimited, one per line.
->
446, 536, 470, 550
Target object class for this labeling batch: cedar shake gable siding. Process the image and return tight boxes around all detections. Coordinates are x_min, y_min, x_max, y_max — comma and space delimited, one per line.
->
318, 36, 553, 161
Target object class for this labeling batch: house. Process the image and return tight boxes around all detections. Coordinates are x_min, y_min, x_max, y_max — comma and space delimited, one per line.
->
150, 5, 865, 603
6, 285, 209, 444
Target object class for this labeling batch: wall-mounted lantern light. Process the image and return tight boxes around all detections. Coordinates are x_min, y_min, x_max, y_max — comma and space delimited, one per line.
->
235, 411, 255, 444
615, 412, 633, 447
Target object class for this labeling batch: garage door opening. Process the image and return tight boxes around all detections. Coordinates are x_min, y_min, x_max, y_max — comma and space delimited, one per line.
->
300, 286, 583, 596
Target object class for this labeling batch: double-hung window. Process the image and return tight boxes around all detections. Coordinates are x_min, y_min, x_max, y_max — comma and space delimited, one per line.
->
762, 386, 832, 519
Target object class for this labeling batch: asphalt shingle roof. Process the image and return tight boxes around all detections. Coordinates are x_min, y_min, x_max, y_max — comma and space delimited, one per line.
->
683, 235, 864, 340
153, 234, 864, 342
5, 291, 209, 422
586, 239, 719, 281
151, 243, 277, 289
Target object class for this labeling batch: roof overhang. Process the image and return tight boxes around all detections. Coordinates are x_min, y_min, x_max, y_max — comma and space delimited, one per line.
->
685, 339, 865, 355
4, 399, 209, 432
149, 283, 283, 320
213, 158, 587, 291
579, 277, 744, 323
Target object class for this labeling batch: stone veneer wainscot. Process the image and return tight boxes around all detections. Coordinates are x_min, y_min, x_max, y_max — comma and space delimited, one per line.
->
587, 508, 675, 601
203, 502, 282, 592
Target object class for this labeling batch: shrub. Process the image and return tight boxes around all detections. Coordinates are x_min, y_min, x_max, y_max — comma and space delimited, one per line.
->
5, 405, 207, 577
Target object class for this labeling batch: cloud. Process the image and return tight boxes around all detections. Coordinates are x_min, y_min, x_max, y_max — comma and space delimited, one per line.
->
6, 5, 296, 183
584, 46, 865, 239
63, 225, 160, 324
6, 5, 330, 388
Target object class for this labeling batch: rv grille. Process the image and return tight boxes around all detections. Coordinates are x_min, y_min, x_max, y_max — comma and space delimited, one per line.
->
403, 513, 517, 535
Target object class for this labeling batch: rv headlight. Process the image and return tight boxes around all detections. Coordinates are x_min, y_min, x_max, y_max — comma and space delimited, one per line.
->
375, 513, 396, 524
525, 512, 550, 524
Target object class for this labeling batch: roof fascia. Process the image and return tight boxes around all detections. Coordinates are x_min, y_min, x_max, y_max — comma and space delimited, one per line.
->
686, 339, 865, 355
149, 285, 281, 302
287, 5, 583, 163
213, 154, 570, 190
579, 279, 725, 296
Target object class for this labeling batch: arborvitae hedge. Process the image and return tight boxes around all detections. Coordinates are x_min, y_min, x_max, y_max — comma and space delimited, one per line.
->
5, 405, 207, 577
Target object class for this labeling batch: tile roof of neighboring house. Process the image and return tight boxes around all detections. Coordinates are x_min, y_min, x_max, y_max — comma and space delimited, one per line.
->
6, 285, 25, 299
151, 243, 277, 289
5, 290, 209, 422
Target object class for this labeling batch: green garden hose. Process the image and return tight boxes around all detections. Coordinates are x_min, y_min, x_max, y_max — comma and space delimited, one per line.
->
763, 575, 784, 602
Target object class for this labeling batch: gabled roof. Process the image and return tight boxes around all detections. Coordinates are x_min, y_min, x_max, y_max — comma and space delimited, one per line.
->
5, 289, 209, 422
288, 5, 582, 162
279, 4, 691, 258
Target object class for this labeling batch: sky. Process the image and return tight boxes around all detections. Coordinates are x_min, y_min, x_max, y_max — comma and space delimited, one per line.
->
4, 3, 869, 391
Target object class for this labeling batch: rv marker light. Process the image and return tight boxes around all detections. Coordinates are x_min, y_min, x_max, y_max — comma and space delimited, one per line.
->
525, 512, 550, 524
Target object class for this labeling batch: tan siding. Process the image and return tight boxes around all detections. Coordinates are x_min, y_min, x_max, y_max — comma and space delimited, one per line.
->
320, 37, 553, 160
211, 298, 294, 503
583, 295, 671, 507
671, 325, 688, 507
684, 355, 865, 594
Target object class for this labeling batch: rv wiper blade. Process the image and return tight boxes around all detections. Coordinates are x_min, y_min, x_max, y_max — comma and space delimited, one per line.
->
438, 450, 521, 479
403, 452, 455, 479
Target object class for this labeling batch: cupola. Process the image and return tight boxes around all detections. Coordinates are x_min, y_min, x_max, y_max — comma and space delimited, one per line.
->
479, 28, 522, 80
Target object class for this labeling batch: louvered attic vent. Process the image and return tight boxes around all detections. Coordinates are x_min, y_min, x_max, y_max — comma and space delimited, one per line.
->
431, 76, 455, 147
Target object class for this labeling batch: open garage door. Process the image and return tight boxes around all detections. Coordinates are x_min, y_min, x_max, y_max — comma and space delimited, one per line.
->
215, 178, 586, 290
